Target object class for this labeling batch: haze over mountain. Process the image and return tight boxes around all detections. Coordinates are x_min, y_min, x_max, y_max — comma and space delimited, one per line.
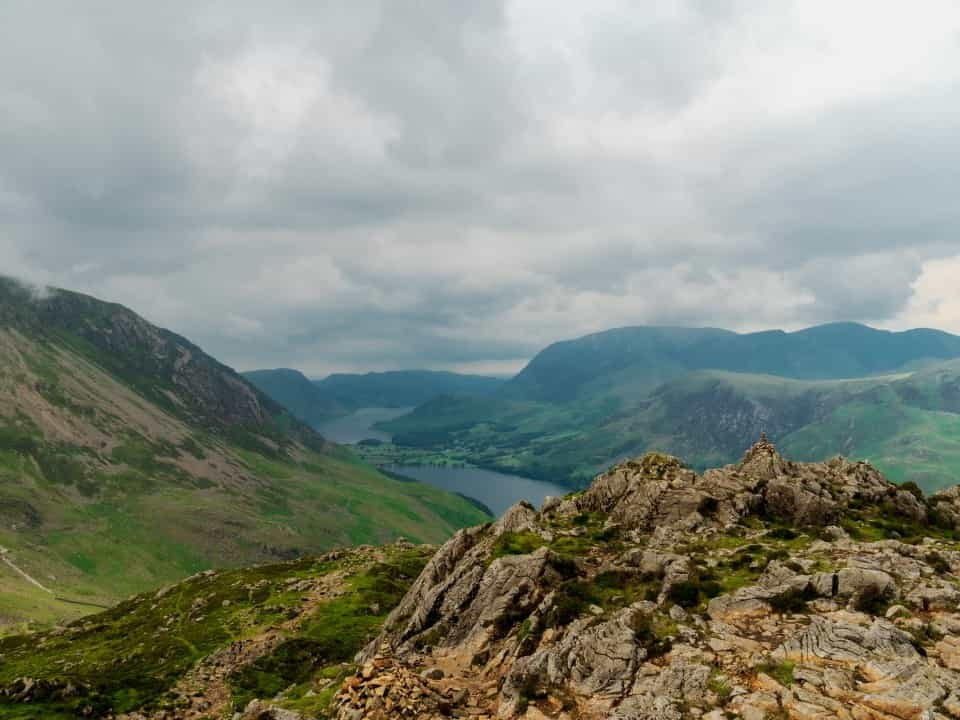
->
0, 278, 487, 629
242, 369, 349, 427
376, 322, 960, 491
501, 323, 960, 403
7, 3, 960, 378
243, 368, 504, 428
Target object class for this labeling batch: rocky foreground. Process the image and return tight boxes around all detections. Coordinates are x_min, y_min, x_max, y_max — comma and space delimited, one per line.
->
335, 438, 960, 720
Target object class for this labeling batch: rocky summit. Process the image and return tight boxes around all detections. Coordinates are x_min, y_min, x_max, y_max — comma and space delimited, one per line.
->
335, 438, 960, 720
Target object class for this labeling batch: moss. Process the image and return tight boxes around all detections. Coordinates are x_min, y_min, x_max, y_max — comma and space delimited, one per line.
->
629, 612, 673, 659
0, 550, 423, 718
756, 660, 795, 686
490, 531, 547, 561
925, 551, 951, 575
854, 585, 891, 616
768, 583, 817, 614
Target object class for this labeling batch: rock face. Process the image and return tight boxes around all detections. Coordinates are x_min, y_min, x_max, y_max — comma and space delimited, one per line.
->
336, 439, 960, 720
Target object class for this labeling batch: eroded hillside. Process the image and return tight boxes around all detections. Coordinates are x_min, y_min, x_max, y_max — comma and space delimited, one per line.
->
5, 440, 960, 719
339, 439, 960, 720
0, 279, 488, 629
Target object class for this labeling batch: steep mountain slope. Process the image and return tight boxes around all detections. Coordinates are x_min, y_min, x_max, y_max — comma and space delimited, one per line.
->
502, 323, 960, 403
781, 359, 960, 492
374, 323, 960, 490
6, 442, 960, 719
0, 543, 432, 719
243, 369, 347, 427
244, 368, 506, 428
0, 278, 489, 629
337, 442, 960, 720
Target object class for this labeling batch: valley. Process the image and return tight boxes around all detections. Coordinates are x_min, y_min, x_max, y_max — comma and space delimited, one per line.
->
353, 326, 960, 493
4, 441, 960, 719
0, 279, 489, 631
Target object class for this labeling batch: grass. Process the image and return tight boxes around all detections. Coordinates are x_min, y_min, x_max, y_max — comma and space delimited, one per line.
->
757, 659, 795, 687
227, 547, 431, 715
0, 547, 431, 718
0, 297, 491, 633
368, 356, 960, 494
0, 435, 488, 630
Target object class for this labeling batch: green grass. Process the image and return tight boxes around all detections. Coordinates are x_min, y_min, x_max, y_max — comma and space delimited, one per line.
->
0, 425, 488, 630
227, 547, 431, 716
757, 660, 795, 687
0, 547, 431, 718
373, 358, 960, 493
0, 555, 337, 716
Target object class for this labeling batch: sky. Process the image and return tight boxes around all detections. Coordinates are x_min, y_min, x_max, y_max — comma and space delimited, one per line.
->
3, 1, 960, 377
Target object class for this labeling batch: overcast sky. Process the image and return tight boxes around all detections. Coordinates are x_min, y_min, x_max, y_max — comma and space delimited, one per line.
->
3, 1, 960, 376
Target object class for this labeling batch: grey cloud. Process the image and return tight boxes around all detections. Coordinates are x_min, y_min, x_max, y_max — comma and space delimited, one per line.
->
2, 1, 960, 375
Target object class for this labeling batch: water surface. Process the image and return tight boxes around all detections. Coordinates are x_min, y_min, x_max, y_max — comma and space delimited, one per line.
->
315, 407, 412, 444
386, 465, 568, 518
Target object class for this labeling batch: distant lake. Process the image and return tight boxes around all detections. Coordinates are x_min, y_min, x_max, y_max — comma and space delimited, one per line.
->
385, 465, 568, 518
315, 407, 412, 444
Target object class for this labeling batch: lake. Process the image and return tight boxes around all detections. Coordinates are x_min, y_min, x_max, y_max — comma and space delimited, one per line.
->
317, 407, 570, 517
385, 465, 568, 518
315, 407, 412, 444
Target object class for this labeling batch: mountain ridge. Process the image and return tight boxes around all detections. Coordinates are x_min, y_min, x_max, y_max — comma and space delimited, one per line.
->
371, 322, 960, 490
0, 277, 489, 630
4, 442, 960, 719
501, 322, 960, 403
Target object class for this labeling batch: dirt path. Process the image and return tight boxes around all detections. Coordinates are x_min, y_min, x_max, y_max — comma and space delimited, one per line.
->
171, 566, 353, 719
120, 549, 394, 720
0, 547, 53, 594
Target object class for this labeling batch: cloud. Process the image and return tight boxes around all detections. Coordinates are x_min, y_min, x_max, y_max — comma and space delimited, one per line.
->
890, 256, 960, 335
2, 0, 960, 375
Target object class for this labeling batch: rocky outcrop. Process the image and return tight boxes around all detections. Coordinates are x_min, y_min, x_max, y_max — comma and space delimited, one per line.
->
337, 440, 960, 720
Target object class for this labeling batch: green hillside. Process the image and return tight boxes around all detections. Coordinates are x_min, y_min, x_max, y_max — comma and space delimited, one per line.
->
781, 361, 960, 493
0, 278, 489, 630
501, 323, 960, 402
243, 368, 348, 427
244, 368, 505, 428
376, 356, 960, 493
0, 544, 430, 718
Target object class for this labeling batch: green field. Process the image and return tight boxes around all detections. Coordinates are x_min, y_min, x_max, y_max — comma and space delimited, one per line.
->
0, 545, 432, 718
376, 362, 960, 492
0, 279, 490, 630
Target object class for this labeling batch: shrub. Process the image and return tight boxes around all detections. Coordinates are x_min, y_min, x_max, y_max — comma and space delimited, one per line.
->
854, 585, 890, 616
899, 481, 925, 501
630, 613, 673, 659
925, 551, 951, 575
756, 659, 795, 686
545, 582, 593, 628
767, 527, 798, 541
698, 496, 719, 516
768, 584, 817, 614
666, 581, 702, 609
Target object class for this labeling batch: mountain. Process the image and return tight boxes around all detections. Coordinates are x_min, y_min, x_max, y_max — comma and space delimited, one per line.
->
0, 278, 489, 630
243, 368, 348, 427
315, 370, 505, 410
501, 323, 960, 403
243, 369, 505, 428
5, 442, 960, 718
373, 323, 960, 490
